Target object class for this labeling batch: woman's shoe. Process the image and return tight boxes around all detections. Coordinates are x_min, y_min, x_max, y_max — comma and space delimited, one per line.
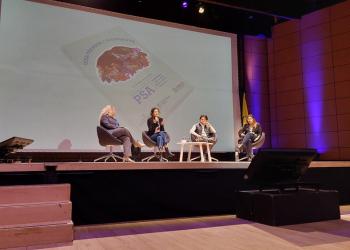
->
123, 157, 135, 163
165, 147, 174, 158
134, 140, 145, 148
155, 151, 162, 159
247, 155, 254, 162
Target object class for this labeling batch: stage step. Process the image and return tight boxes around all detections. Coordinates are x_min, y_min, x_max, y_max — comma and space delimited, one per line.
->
0, 201, 71, 226
0, 221, 73, 249
0, 184, 73, 249
0, 184, 70, 205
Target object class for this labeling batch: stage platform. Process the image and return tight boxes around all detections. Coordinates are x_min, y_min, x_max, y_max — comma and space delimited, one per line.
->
0, 161, 249, 172
0, 161, 350, 172
1, 160, 350, 225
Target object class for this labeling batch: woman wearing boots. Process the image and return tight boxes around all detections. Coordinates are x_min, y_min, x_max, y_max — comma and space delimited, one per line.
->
147, 107, 173, 158
238, 114, 262, 161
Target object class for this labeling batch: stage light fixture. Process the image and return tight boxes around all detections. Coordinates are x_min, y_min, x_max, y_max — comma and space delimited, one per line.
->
181, 1, 188, 8
198, 5, 205, 14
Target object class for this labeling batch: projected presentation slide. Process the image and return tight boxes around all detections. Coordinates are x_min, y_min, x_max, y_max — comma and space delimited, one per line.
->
0, 0, 239, 151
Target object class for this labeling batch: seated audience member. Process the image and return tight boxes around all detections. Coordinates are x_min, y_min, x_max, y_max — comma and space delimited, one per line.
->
99, 105, 144, 162
238, 114, 262, 161
190, 115, 217, 150
147, 107, 174, 158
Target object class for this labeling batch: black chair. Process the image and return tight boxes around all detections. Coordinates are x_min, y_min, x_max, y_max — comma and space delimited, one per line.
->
236, 131, 266, 161
141, 131, 169, 162
94, 126, 124, 162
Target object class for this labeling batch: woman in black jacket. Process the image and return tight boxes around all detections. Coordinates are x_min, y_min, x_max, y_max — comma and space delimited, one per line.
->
147, 107, 173, 157
239, 114, 262, 161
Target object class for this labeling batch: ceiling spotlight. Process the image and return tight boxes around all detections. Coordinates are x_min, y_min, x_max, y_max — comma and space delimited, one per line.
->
198, 5, 205, 14
181, 1, 188, 8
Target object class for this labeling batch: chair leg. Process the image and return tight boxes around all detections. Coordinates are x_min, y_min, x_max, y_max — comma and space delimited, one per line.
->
142, 154, 157, 162
142, 147, 169, 162
211, 157, 219, 162
94, 153, 123, 162
237, 152, 253, 161
142, 154, 169, 162
238, 156, 248, 161
111, 153, 124, 161
94, 154, 110, 162
191, 155, 218, 162
190, 156, 201, 161
236, 144, 256, 162
142, 146, 157, 162
159, 147, 169, 162
159, 154, 169, 162
94, 145, 124, 162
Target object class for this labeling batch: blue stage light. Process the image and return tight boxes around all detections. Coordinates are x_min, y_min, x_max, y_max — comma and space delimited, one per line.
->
182, 1, 188, 8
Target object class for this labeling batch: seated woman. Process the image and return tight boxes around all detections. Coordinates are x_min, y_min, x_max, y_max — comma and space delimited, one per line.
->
238, 114, 262, 161
99, 105, 144, 162
147, 107, 173, 158
190, 114, 217, 149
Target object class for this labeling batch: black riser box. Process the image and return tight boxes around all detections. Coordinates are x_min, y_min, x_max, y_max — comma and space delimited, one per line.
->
236, 189, 340, 226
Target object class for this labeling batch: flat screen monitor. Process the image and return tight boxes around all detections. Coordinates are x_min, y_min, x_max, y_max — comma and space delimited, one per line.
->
0, 137, 34, 157
244, 148, 317, 185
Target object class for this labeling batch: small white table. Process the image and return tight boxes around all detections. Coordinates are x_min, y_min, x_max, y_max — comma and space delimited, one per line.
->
177, 141, 213, 162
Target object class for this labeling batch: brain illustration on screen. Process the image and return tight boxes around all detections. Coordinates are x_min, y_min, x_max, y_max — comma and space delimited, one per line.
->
96, 46, 149, 83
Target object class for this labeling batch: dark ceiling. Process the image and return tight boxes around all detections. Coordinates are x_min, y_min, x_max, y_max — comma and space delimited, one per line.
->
54, 0, 345, 37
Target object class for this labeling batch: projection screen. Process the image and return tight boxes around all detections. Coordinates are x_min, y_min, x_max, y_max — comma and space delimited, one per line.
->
0, 0, 240, 151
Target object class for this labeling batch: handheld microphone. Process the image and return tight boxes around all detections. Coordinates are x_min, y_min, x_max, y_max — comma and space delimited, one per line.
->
154, 116, 160, 131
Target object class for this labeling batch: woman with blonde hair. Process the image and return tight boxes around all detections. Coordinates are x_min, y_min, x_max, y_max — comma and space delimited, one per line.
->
238, 114, 262, 161
99, 105, 144, 162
